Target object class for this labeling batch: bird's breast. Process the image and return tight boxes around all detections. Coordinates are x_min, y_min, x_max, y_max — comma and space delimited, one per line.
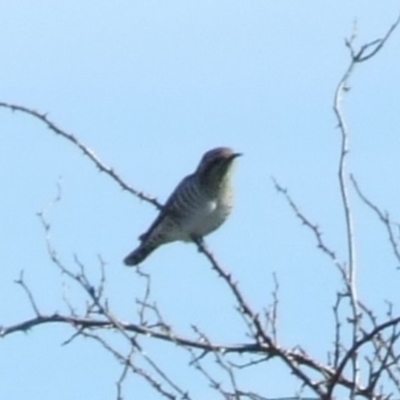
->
181, 197, 232, 238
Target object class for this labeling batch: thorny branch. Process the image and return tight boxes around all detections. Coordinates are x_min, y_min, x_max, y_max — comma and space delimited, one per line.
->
351, 175, 400, 267
39, 200, 192, 399
271, 12, 400, 400
330, 13, 400, 399
0, 101, 162, 211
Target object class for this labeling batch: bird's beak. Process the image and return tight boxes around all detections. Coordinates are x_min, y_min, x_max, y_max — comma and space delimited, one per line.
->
231, 152, 242, 159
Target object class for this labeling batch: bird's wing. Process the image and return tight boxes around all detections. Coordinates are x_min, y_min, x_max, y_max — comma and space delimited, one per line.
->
138, 174, 192, 242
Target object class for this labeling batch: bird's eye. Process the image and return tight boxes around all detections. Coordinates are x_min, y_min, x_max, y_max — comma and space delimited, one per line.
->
209, 158, 221, 167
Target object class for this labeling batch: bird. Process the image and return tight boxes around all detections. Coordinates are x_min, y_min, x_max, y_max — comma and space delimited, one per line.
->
123, 147, 241, 266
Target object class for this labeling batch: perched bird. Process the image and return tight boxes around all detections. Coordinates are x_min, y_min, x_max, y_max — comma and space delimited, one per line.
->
124, 147, 241, 266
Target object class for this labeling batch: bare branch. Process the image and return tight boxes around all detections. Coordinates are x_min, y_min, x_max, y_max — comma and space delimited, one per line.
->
272, 178, 341, 267
192, 237, 273, 348
351, 175, 400, 267
327, 315, 400, 397
14, 271, 41, 317
330, 11, 400, 396
0, 101, 162, 210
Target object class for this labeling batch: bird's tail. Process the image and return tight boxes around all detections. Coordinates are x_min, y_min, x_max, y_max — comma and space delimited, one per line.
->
123, 242, 157, 266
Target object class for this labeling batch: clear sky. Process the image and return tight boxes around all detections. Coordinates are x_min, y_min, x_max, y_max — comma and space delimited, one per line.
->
1, 1, 400, 399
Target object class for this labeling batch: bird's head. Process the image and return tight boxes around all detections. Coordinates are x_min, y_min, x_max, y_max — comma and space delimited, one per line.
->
196, 147, 242, 192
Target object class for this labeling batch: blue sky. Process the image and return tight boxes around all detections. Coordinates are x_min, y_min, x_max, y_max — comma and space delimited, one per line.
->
1, 1, 400, 399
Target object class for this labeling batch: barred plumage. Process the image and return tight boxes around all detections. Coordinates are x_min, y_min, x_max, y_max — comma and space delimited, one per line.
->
124, 147, 241, 266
